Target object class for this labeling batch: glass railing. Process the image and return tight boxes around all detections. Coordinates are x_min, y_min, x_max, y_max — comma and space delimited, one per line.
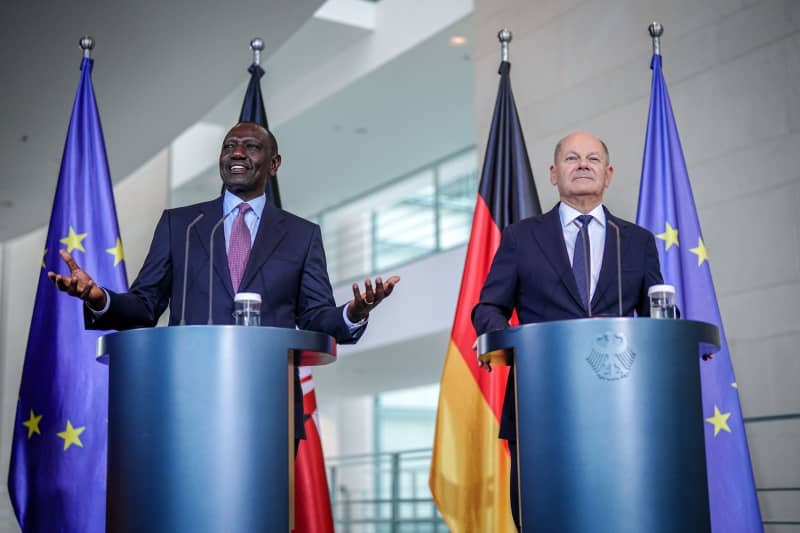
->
312, 147, 477, 285
327, 448, 448, 532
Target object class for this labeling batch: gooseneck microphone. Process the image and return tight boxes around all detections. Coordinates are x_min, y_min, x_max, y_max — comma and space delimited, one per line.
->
179, 213, 205, 325
207, 213, 229, 324
607, 219, 623, 317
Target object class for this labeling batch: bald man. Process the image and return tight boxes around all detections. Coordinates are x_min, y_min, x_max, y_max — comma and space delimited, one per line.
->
472, 131, 664, 530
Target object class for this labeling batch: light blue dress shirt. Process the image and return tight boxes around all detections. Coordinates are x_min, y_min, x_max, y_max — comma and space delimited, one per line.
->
222, 189, 265, 250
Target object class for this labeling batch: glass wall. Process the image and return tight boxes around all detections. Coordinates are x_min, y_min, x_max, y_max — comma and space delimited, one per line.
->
315, 147, 477, 285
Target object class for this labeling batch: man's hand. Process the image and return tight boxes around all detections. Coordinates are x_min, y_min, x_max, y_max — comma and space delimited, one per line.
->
48, 249, 107, 310
346, 275, 400, 323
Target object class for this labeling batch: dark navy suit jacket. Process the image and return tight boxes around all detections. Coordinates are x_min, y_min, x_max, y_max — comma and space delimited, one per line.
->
472, 204, 663, 439
89, 196, 362, 438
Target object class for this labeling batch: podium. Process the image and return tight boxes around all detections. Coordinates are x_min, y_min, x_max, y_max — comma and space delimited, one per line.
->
478, 318, 719, 533
97, 325, 336, 533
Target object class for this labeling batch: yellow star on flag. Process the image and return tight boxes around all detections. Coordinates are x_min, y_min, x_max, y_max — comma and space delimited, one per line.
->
106, 237, 125, 266
705, 405, 732, 436
690, 237, 709, 266
731, 382, 738, 389
22, 409, 42, 439
41, 248, 47, 269
59, 227, 87, 253
656, 222, 679, 251
57, 420, 86, 451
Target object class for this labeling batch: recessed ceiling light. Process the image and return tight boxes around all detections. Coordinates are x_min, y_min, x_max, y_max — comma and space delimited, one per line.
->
449, 35, 467, 47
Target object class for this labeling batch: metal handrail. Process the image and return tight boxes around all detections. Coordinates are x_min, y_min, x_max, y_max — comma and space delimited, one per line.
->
327, 448, 447, 532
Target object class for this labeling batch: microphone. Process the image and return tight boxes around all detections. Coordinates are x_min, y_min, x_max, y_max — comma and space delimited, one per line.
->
207, 213, 229, 324
179, 213, 205, 325
607, 219, 623, 317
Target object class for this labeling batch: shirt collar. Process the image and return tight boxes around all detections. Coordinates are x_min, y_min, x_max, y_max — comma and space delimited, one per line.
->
223, 189, 266, 219
558, 202, 606, 228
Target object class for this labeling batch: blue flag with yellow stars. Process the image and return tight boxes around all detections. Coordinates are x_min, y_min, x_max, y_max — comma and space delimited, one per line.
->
7, 57, 128, 532
636, 53, 762, 532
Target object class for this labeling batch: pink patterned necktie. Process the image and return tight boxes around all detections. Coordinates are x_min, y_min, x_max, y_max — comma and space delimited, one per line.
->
228, 203, 252, 293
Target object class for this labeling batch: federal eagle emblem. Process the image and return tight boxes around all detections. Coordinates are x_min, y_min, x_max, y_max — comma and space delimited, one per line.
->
585, 331, 636, 380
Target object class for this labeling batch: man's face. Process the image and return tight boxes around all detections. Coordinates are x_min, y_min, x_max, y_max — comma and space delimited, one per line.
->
219, 123, 280, 200
549, 132, 613, 206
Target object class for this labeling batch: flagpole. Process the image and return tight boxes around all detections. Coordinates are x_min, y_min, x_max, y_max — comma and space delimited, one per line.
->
250, 37, 264, 66
648, 21, 662, 56
498, 29, 511, 62
239, 35, 281, 206
80, 35, 94, 58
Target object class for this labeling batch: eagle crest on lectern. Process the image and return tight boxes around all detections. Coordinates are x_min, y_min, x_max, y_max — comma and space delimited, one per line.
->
586, 331, 636, 380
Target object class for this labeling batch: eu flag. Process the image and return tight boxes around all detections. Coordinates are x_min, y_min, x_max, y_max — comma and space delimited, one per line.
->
636, 53, 763, 532
7, 57, 129, 532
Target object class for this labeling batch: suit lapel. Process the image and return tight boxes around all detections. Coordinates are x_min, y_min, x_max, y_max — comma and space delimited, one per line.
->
531, 206, 585, 310
238, 204, 287, 292
194, 198, 235, 300
591, 208, 631, 310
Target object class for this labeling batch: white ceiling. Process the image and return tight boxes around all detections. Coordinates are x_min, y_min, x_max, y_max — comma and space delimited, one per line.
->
0, 0, 324, 241
278, 16, 475, 217
173, 15, 476, 218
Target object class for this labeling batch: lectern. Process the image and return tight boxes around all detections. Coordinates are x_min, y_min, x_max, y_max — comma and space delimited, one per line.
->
98, 325, 336, 533
478, 318, 719, 533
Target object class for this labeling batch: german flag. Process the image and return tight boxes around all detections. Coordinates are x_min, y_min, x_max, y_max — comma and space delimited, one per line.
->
430, 59, 541, 532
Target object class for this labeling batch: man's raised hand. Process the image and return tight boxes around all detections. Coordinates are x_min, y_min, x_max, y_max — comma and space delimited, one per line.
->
346, 275, 400, 323
48, 249, 106, 310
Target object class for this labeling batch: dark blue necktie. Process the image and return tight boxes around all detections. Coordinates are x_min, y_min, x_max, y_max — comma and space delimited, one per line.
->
572, 214, 593, 312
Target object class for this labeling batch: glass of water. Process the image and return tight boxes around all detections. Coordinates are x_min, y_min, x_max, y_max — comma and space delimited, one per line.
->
233, 292, 261, 326
648, 284, 677, 319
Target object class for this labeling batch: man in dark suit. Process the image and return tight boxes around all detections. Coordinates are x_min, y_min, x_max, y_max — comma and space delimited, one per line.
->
49, 121, 399, 441
472, 131, 664, 530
